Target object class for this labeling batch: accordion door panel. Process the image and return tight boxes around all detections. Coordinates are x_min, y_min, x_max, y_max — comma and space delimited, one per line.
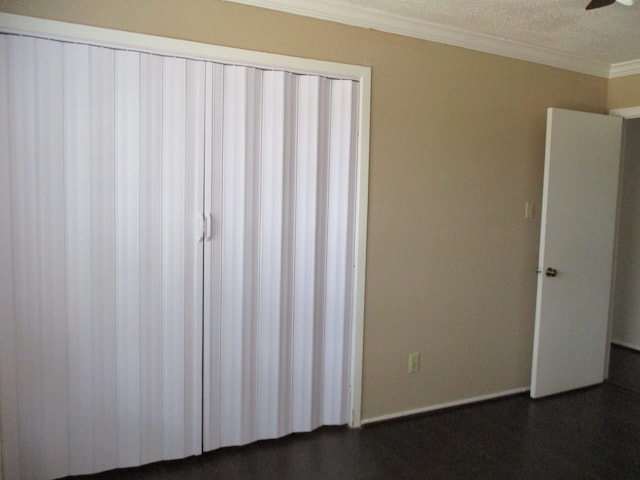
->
0, 32, 359, 480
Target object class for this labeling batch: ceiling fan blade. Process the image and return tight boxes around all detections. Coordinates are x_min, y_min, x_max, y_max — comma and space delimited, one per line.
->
586, 0, 616, 9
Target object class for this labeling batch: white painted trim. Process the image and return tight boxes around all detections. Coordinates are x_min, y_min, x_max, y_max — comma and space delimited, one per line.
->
360, 387, 529, 425
612, 340, 640, 352
0, 13, 367, 80
610, 60, 640, 78
349, 74, 371, 429
609, 106, 640, 119
0, 11, 370, 431
225, 0, 615, 78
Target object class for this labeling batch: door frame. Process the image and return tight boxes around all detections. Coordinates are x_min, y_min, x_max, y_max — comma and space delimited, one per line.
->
609, 106, 640, 119
0, 12, 371, 428
607, 106, 640, 373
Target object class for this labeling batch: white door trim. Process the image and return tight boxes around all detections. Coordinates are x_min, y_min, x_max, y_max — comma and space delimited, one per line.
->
607, 105, 640, 375
0, 12, 370, 429
609, 106, 640, 119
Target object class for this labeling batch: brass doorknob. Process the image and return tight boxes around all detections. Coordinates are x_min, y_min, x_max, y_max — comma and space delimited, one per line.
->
545, 267, 558, 277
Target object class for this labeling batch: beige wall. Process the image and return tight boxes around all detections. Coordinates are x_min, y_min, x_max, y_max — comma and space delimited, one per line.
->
608, 74, 640, 110
0, 0, 609, 420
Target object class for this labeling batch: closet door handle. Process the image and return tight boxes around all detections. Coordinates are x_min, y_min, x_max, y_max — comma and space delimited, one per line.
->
205, 212, 213, 241
198, 212, 206, 242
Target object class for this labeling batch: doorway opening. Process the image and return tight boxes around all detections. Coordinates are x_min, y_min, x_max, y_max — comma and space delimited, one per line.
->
609, 113, 640, 393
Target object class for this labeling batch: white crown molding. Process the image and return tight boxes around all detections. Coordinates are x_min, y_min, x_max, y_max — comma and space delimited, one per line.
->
609, 59, 640, 78
226, 0, 635, 79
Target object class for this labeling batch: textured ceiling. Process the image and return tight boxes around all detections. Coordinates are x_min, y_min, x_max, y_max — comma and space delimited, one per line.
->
336, 0, 640, 65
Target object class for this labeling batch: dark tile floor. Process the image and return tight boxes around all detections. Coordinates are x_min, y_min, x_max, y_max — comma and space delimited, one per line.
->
67, 346, 640, 480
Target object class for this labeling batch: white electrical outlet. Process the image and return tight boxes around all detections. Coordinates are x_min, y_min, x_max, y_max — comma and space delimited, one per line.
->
408, 352, 420, 374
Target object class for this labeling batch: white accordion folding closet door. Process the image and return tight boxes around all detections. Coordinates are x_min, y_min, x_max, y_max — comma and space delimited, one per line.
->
0, 27, 361, 480
203, 65, 359, 450
0, 35, 205, 479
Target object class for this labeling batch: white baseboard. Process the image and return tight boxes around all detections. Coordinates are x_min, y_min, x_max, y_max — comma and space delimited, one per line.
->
612, 340, 640, 352
361, 386, 530, 425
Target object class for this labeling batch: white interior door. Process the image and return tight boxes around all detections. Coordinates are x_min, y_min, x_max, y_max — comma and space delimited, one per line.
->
531, 108, 623, 399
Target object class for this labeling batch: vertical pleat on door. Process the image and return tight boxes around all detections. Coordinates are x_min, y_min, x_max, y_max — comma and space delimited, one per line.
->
257, 70, 287, 439
322, 79, 359, 423
292, 75, 323, 433
0, 36, 204, 479
203, 66, 359, 450
0, 32, 18, 480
